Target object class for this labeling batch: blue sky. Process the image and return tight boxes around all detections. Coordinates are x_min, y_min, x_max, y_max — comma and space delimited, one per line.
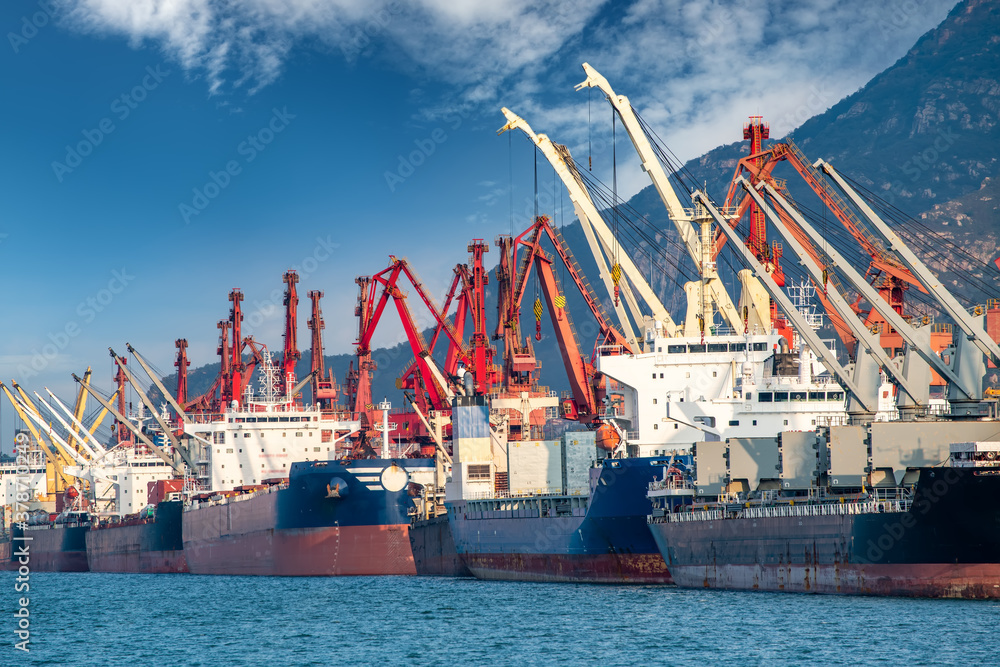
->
0, 0, 956, 449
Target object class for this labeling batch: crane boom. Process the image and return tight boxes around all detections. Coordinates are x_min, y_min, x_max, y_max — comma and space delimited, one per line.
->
499, 107, 679, 345
759, 181, 975, 399
1, 381, 72, 494
39, 389, 106, 457
73, 373, 185, 476
110, 349, 197, 470
575, 64, 696, 257
13, 381, 92, 465
127, 343, 191, 424
817, 159, 1000, 368
11, 394, 90, 466
693, 190, 875, 413
574, 65, 747, 334
738, 178, 926, 404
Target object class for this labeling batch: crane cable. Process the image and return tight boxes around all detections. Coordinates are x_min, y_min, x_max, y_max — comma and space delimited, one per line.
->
534, 147, 542, 340
508, 131, 514, 237
611, 107, 621, 307
588, 87, 593, 172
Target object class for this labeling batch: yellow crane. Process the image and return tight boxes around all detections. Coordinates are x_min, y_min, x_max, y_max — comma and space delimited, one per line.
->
2, 368, 117, 504
1, 381, 69, 502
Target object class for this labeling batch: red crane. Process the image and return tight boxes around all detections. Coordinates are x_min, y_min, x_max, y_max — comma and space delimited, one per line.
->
229, 289, 245, 406
466, 240, 498, 395
715, 123, 945, 366
497, 216, 632, 423
113, 358, 132, 445
307, 290, 340, 409
352, 257, 468, 417
216, 318, 232, 408
282, 271, 301, 397
174, 338, 189, 421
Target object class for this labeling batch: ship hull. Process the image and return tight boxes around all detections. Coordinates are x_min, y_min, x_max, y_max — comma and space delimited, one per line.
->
449, 457, 683, 584
651, 468, 1000, 597
86, 501, 188, 574
409, 515, 471, 577
12, 523, 89, 572
461, 551, 670, 584
0, 537, 15, 571
183, 459, 430, 576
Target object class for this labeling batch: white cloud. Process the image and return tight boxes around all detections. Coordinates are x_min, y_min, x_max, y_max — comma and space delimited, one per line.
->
56, 0, 608, 95
55, 0, 957, 184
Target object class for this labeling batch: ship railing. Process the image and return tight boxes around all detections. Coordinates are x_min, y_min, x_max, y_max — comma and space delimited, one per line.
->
658, 509, 727, 523
596, 344, 629, 357
185, 482, 287, 510
662, 498, 912, 522
648, 477, 694, 493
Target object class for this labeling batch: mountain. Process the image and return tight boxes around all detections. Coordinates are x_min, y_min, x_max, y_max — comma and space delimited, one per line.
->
685, 0, 999, 231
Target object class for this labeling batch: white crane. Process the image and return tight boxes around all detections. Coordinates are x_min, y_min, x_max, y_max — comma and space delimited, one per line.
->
499, 107, 678, 349
575, 63, 761, 336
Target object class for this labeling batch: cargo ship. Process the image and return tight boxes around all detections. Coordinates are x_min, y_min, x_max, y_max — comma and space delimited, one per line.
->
441, 396, 683, 583
649, 427, 1000, 597
449, 453, 689, 583
183, 457, 434, 576
444, 298, 860, 584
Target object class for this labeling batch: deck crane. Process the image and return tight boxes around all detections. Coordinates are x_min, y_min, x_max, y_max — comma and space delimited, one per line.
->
575, 63, 746, 335
350, 257, 477, 440
499, 107, 679, 349
393, 244, 504, 411
213, 288, 260, 409
345, 276, 374, 425
1, 381, 74, 500
748, 177, 984, 408
9, 393, 91, 467
175, 324, 229, 416
817, 159, 1000, 370
307, 290, 340, 409
736, 178, 931, 408
11, 375, 106, 465
127, 343, 191, 426
714, 132, 947, 360
282, 271, 301, 396
498, 215, 633, 421
109, 349, 197, 470
398, 262, 473, 391
32, 389, 104, 461
5, 380, 119, 509
73, 372, 186, 476
693, 190, 876, 415
174, 339, 190, 416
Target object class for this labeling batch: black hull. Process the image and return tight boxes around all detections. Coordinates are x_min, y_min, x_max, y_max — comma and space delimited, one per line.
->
651, 468, 1000, 597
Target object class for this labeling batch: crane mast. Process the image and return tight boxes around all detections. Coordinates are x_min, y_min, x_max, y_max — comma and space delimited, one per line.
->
229, 289, 245, 407
113, 359, 131, 445
282, 271, 301, 396
499, 107, 678, 348
174, 339, 189, 412
574, 63, 746, 335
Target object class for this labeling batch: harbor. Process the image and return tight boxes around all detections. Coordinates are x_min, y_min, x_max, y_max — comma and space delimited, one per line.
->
3, 0, 999, 663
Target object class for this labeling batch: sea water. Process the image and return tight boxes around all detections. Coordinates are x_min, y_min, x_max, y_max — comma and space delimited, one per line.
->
3, 573, 1000, 666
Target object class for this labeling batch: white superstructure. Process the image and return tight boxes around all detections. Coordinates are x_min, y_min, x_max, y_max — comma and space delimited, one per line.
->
182, 353, 361, 492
